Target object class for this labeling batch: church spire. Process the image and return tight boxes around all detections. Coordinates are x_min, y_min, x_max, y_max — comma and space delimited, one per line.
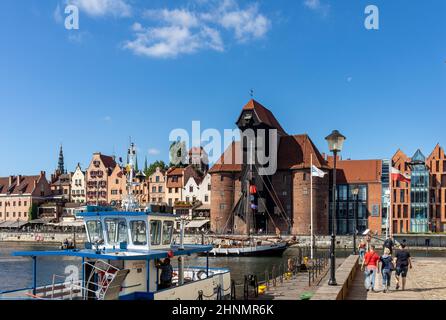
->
58, 144, 65, 174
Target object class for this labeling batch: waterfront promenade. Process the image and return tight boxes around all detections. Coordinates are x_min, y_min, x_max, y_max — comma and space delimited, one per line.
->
346, 257, 446, 300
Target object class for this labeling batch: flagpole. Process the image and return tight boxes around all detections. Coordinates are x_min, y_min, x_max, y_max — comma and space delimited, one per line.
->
310, 153, 314, 260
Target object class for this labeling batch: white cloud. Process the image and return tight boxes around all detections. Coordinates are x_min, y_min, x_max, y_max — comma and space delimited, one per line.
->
219, 4, 270, 42
303, 0, 330, 16
148, 148, 161, 155
54, 3, 63, 24
124, 0, 270, 59
69, 0, 132, 17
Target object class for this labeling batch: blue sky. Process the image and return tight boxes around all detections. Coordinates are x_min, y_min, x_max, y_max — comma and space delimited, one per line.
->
0, 0, 445, 176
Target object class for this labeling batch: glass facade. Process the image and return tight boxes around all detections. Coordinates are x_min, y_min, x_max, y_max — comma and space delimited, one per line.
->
329, 184, 368, 235
381, 159, 391, 232
410, 150, 429, 233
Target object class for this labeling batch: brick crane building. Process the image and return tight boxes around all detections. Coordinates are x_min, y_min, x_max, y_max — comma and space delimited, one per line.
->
209, 100, 330, 236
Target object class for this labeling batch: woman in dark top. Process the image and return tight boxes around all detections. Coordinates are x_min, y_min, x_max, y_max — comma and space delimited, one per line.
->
156, 258, 173, 290
394, 244, 413, 291
379, 247, 394, 293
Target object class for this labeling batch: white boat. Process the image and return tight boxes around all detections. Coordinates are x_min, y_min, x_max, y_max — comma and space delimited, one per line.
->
0, 210, 231, 300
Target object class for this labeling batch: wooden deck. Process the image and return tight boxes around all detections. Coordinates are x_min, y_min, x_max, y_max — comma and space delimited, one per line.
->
346, 257, 446, 300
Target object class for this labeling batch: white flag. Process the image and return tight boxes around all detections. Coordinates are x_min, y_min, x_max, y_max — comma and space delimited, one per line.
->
311, 165, 326, 178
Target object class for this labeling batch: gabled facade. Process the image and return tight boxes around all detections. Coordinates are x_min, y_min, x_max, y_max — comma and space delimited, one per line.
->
426, 144, 446, 232
71, 163, 86, 203
86, 153, 119, 206
149, 167, 166, 204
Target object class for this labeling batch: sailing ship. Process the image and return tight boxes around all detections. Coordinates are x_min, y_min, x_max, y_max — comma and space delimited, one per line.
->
0, 143, 231, 300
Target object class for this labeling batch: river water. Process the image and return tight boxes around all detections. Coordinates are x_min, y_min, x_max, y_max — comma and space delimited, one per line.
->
0, 243, 444, 293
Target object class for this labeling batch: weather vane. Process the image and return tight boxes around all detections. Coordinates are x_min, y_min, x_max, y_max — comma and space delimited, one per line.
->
250, 88, 254, 98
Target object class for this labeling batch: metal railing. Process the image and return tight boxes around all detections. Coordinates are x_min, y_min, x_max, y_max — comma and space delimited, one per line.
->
228, 246, 330, 300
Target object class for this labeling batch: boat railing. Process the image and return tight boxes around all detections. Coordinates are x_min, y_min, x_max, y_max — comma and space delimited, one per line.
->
82, 259, 125, 300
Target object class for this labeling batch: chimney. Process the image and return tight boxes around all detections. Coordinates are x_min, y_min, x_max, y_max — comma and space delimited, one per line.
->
8, 176, 13, 186
17, 175, 22, 186
40, 171, 46, 178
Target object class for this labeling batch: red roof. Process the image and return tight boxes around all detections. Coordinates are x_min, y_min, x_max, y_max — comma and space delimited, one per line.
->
166, 167, 185, 176
0, 174, 43, 194
209, 141, 243, 173
99, 154, 116, 169
210, 135, 327, 173
327, 158, 382, 184
240, 100, 287, 135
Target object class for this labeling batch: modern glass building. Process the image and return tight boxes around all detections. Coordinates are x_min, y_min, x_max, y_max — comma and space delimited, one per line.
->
330, 184, 368, 235
410, 150, 429, 233
381, 159, 391, 234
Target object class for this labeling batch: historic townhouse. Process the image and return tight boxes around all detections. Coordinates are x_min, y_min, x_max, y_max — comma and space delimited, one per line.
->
71, 163, 86, 203
0, 172, 52, 223
149, 167, 166, 204
133, 171, 150, 206
183, 173, 211, 205
86, 153, 125, 206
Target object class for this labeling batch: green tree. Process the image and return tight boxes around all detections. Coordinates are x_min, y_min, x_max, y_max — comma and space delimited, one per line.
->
144, 160, 168, 177
135, 156, 139, 172
28, 203, 38, 221
144, 156, 148, 173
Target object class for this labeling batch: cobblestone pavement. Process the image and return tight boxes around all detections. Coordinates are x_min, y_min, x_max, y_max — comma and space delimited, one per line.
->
347, 257, 446, 300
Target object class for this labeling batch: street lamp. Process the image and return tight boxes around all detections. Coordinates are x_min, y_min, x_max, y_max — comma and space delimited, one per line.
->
351, 186, 360, 255
325, 130, 346, 286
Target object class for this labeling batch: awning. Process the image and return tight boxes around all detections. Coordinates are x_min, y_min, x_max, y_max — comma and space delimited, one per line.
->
28, 218, 54, 224
0, 221, 29, 228
194, 204, 210, 211
185, 219, 210, 228
51, 221, 85, 227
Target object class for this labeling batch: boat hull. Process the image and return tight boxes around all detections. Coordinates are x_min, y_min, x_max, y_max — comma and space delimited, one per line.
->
209, 243, 288, 257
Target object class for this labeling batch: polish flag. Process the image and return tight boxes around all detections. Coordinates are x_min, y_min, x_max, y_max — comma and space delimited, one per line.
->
391, 167, 411, 183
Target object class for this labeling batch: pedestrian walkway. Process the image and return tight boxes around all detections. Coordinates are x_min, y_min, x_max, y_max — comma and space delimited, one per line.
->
255, 259, 345, 300
346, 258, 446, 300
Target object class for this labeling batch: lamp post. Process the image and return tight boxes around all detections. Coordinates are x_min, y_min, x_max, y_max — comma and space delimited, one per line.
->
325, 130, 346, 286
351, 186, 360, 255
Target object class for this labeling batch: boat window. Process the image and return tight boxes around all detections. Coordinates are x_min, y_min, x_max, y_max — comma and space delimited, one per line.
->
162, 221, 174, 245
86, 220, 104, 244
150, 220, 162, 245
130, 221, 147, 246
105, 218, 128, 245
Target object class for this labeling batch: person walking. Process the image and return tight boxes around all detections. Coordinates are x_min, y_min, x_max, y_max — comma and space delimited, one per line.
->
361, 244, 380, 292
394, 244, 412, 291
379, 247, 394, 293
358, 240, 367, 262
383, 236, 395, 255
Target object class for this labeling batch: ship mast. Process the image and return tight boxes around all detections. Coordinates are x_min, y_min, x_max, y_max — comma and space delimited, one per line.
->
122, 141, 139, 211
